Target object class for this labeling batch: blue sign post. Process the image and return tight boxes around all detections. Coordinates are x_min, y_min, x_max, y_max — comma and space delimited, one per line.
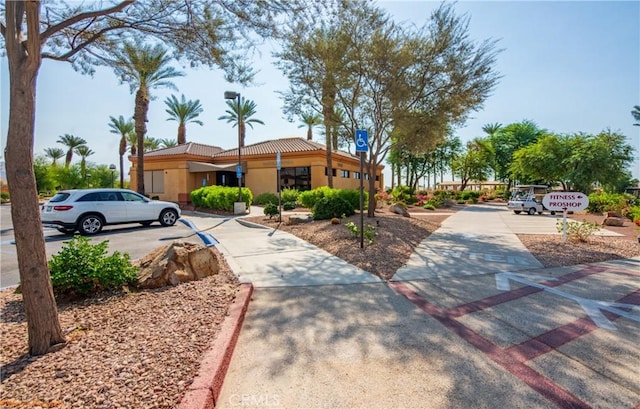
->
355, 130, 368, 248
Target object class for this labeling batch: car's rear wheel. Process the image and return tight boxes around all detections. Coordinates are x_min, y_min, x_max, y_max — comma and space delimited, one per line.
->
528, 207, 536, 215
159, 209, 178, 227
78, 215, 104, 235
57, 227, 76, 235
514, 210, 521, 214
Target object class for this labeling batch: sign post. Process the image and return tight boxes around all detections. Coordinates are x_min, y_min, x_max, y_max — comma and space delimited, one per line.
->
542, 192, 589, 242
276, 152, 282, 222
355, 130, 369, 249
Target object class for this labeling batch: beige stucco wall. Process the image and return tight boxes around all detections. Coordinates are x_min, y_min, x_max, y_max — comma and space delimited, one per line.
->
130, 150, 384, 204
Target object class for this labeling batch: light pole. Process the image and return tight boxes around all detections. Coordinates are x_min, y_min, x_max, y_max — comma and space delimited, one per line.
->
109, 164, 116, 188
224, 91, 242, 203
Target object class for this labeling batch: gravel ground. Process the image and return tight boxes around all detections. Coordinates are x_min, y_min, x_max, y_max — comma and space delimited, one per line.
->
0, 247, 239, 409
1, 205, 637, 408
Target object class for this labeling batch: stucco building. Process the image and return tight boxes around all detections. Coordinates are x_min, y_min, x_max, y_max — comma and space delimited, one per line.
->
128, 137, 384, 205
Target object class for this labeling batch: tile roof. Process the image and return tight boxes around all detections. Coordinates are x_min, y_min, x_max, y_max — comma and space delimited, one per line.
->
212, 137, 359, 161
144, 142, 223, 158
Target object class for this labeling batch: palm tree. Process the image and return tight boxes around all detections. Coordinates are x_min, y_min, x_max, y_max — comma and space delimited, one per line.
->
298, 111, 322, 141
218, 97, 265, 147
144, 137, 161, 152
108, 115, 134, 188
44, 147, 65, 166
164, 94, 203, 145
112, 41, 184, 194
56, 134, 87, 168
126, 132, 138, 156
632, 105, 640, 126
159, 138, 178, 148
74, 145, 95, 185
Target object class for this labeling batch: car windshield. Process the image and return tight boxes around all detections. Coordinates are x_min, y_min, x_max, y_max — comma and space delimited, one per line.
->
48, 192, 71, 203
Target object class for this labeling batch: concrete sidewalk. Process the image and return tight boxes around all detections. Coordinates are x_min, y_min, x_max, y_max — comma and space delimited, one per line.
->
183, 205, 639, 409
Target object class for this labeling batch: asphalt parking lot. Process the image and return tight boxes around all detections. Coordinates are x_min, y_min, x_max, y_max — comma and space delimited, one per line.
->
0, 204, 216, 289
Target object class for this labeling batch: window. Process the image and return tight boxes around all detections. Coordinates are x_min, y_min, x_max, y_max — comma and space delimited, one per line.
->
340, 170, 350, 178
353, 172, 361, 179
280, 167, 311, 191
144, 170, 165, 193
324, 167, 336, 177
364, 173, 370, 180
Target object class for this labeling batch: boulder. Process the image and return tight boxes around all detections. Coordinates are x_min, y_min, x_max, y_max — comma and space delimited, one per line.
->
287, 214, 313, 225
134, 241, 220, 289
389, 204, 410, 217
602, 217, 625, 227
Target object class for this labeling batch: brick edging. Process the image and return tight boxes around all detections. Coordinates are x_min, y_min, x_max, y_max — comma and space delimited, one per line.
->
179, 283, 254, 409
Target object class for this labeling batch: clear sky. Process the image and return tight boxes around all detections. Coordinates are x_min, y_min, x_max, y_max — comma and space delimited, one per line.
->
1, 0, 639, 184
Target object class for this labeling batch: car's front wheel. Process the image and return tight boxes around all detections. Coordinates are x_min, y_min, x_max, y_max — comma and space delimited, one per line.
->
78, 214, 104, 235
528, 207, 536, 215
159, 209, 178, 227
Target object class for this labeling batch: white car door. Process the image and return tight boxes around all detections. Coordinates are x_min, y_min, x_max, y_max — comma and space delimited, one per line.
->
94, 191, 127, 223
121, 191, 156, 222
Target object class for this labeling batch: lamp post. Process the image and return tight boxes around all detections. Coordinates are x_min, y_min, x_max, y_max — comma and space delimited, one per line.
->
109, 164, 116, 188
224, 91, 243, 204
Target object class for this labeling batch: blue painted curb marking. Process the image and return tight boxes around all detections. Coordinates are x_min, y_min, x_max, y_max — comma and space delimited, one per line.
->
178, 219, 220, 247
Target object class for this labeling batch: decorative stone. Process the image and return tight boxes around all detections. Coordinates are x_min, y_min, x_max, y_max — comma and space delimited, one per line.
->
389, 204, 410, 217
287, 214, 313, 225
602, 217, 625, 227
134, 241, 220, 289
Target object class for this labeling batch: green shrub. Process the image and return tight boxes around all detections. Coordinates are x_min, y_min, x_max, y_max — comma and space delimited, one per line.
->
0, 191, 9, 203
423, 203, 436, 210
391, 185, 413, 204
344, 221, 376, 245
312, 196, 354, 220
281, 188, 300, 204
190, 186, 253, 212
338, 188, 367, 210
556, 219, 600, 242
434, 190, 453, 200
456, 199, 466, 204
254, 192, 278, 206
624, 205, 640, 222
587, 192, 630, 214
263, 202, 278, 218
48, 236, 137, 298
282, 201, 297, 211
298, 186, 339, 209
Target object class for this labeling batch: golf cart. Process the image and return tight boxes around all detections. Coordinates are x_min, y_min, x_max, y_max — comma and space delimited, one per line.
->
507, 185, 556, 215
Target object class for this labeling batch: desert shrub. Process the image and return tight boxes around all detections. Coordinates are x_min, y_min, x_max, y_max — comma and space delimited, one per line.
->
375, 190, 393, 205
344, 221, 376, 245
337, 188, 367, 211
298, 186, 337, 209
587, 192, 630, 214
0, 191, 9, 203
434, 190, 454, 200
312, 196, 354, 220
624, 205, 640, 224
391, 185, 413, 204
556, 219, 600, 242
282, 201, 297, 211
423, 203, 436, 210
190, 186, 253, 212
263, 203, 278, 218
456, 199, 466, 204
49, 236, 137, 298
254, 192, 278, 206
280, 188, 300, 204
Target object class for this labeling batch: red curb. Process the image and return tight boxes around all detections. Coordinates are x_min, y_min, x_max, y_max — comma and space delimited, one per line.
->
179, 283, 254, 409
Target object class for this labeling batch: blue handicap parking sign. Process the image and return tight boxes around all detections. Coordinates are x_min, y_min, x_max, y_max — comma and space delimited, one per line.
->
355, 130, 368, 152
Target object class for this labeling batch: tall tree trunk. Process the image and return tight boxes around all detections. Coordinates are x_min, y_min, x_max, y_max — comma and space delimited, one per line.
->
240, 121, 246, 147
367, 160, 377, 218
396, 162, 401, 187
178, 123, 186, 145
307, 126, 312, 141
119, 136, 126, 188
5, 0, 65, 355
134, 88, 148, 195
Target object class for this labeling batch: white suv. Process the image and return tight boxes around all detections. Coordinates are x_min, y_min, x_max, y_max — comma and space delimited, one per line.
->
41, 188, 181, 235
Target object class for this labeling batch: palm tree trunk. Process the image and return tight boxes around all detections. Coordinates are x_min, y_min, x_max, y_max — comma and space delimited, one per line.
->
5, 3, 65, 354
135, 88, 149, 195
119, 136, 126, 188
178, 123, 186, 145
307, 126, 312, 141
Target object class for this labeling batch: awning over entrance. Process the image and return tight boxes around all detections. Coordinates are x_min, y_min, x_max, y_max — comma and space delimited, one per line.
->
187, 161, 238, 173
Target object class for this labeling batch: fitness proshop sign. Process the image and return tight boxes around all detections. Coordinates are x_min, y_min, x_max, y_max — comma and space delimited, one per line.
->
542, 192, 589, 212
